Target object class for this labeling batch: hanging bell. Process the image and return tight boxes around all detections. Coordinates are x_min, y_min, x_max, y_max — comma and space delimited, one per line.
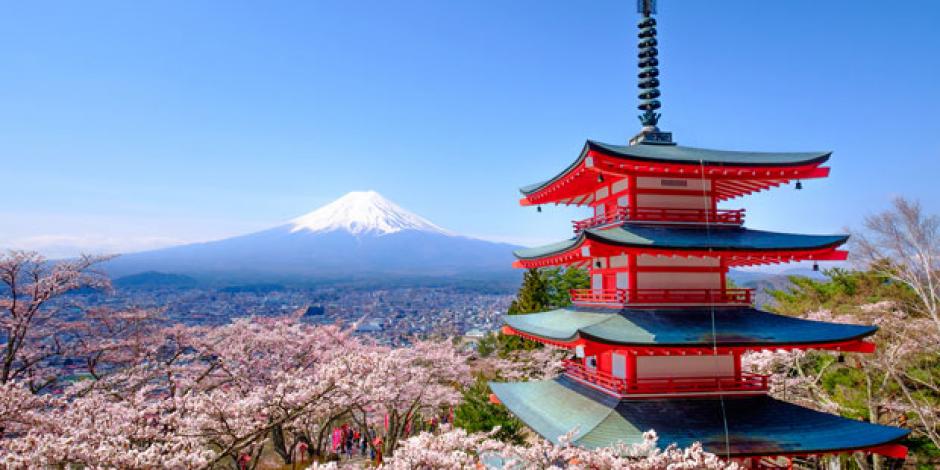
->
537, 206, 542, 213
813, 262, 819, 272
597, 174, 605, 183
795, 180, 803, 190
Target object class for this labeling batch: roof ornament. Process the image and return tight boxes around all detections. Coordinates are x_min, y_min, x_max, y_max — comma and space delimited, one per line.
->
630, 0, 674, 146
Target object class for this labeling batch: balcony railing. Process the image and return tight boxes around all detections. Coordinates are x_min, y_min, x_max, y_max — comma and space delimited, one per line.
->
563, 360, 769, 396
569, 288, 752, 306
572, 207, 745, 232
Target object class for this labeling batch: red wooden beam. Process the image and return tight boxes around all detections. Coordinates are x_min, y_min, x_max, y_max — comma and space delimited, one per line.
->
868, 444, 908, 459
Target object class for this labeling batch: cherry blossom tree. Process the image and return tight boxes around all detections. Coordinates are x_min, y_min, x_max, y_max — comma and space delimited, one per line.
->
377, 425, 735, 470
743, 305, 939, 469
853, 197, 940, 335
476, 344, 567, 382
345, 339, 471, 458
0, 311, 477, 468
0, 250, 111, 392
851, 198, 940, 452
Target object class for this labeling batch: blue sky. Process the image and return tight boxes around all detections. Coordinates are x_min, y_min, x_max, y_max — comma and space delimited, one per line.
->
2, 1, 938, 257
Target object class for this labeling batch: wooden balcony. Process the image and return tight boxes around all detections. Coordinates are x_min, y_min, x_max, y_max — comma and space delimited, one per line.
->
569, 288, 752, 307
572, 207, 745, 232
562, 360, 769, 397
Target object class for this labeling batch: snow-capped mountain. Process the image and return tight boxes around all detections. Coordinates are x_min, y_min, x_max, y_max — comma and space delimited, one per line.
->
289, 191, 449, 236
104, 191, 517, 283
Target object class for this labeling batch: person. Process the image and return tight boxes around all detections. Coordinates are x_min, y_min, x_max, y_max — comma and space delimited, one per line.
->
373, 436, 383, 465
296, 441, 308, 463
332, 427, 342, 455
237, 453, 251, 470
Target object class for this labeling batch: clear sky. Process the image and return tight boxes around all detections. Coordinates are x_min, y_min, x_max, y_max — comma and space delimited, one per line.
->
2, 1, 939, 258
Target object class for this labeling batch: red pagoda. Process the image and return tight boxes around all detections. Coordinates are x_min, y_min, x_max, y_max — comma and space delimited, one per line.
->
489, 1, 909, 468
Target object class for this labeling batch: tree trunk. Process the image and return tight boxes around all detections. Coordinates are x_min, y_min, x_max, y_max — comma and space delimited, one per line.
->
271, 424, 292, 464
864, 372, 881, 470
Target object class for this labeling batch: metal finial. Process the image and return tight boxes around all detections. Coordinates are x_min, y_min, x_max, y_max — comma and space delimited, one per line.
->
637, 2, 661, 127
629, 0, 673, 145
637, 0, 657, 15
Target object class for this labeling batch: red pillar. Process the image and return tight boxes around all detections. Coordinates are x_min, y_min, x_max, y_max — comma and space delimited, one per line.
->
628, 253, 638, 302
627, 351, 638, 390
628, 175, 638, 219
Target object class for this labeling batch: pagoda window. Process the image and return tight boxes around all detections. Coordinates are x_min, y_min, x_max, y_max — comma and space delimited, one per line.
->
660, 178, 689, 188
611, 177, 630, 194
637, 254, 720, 267
610, 352, 628, 380
610, 254, 629, 268
615, 272, 629, 290
635, 193, 711, 210
636, 176, 709, 191
634, 255, 723, 291
633, 176, 713, 213
637, 272, 721, 290
635, 355, 735, 380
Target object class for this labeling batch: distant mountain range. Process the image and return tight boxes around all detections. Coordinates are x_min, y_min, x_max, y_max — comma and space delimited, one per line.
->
104, 191, 520, 285
728, 268, 828, 307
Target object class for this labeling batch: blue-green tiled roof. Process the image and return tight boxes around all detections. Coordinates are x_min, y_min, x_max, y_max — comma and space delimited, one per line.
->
520, 141, 831, 195
587, 141, 831, 167
513, 238, 581, 260
513, 224, 848, 260
503, 307, 876, 347
489, 377, 909, 456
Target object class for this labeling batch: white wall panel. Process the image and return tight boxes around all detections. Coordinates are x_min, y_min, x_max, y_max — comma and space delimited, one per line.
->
636, 272, 721, 290
637, 255, 720, 267
636, 355, 734, 378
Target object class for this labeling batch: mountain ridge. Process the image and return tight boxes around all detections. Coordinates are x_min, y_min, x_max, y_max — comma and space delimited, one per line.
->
103, 191, 519, 283
289, 190, 450, 236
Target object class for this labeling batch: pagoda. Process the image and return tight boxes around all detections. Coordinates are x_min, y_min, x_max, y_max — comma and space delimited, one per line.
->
489, 1, 910, 467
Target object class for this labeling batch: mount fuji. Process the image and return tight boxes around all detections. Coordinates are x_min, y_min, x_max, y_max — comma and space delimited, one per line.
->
104, 191, 519, 284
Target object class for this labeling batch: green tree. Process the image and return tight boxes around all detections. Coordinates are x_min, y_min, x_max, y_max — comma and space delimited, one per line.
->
454, 375, 525, 444
768, 267, 915, 316
476, 330, 539, 358
540, 267, 590, 308
501, 267, 588, 353
507, 269, 550, 314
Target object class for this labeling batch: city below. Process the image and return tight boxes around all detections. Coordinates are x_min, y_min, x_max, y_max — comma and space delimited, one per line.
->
69, 281, 512, 346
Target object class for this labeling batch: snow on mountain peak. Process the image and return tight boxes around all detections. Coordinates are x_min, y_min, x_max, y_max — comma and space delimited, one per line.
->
289, 191, 450, 236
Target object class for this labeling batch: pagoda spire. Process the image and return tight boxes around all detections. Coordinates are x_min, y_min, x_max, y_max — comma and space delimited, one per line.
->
631, 0, 673, 145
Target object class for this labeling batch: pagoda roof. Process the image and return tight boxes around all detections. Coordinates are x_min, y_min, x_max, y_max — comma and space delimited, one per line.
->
502, 307, 876, 348
489, 377, 909, 457
514, 224, 848, 261
520, 140, 831, 197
